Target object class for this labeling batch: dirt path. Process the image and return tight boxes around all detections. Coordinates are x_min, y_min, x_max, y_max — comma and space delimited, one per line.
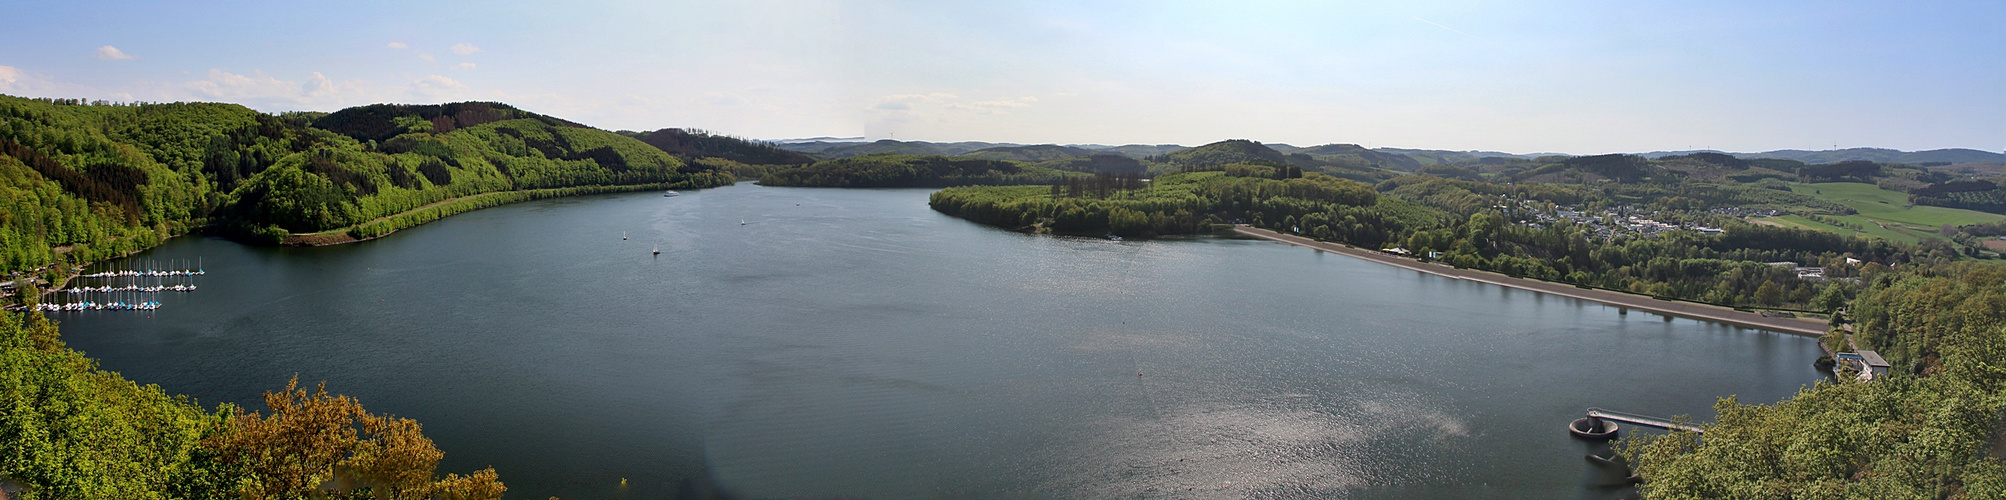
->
1233, 226, 1832, 337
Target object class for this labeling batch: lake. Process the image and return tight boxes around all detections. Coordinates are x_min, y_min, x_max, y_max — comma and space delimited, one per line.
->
54, 183, 1823, 499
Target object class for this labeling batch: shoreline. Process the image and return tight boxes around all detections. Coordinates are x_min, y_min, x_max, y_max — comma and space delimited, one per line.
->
280, 182, 701, 247
1231, 225, 1832, 337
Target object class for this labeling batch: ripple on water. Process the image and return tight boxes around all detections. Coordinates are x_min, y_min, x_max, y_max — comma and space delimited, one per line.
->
1042, 391, 1472, 498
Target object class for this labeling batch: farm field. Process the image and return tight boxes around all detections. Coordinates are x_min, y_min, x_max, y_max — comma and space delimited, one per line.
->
1770, 214, 1920, 243
1784, 182, 2003, 243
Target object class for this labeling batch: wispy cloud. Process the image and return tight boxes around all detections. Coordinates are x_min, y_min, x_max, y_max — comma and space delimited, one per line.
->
450, 43, 481, 56
1412, 17, 1493, 44
386, 42, 409, 49
452, 62, 477, 70
185, 69, 298, 100
95, 46, 137, 60
945, 97, 1037, 114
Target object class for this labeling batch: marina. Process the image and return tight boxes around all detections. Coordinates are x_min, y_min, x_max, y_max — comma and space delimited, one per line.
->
19, 259, 206, 313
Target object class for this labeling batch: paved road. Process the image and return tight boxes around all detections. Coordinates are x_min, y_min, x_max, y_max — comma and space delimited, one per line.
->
1233, 226, 1832, 337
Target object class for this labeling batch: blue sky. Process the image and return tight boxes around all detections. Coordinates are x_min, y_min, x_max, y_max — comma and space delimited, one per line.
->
0, 0, 1999, 153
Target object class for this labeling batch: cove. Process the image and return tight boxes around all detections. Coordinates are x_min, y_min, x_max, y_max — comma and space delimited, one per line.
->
53, 183, 1823, 499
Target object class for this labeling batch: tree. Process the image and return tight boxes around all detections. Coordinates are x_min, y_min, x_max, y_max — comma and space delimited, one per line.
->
1813, 284, 1848, 313
205, 377, 505, 500
1753, 280, 1784, 306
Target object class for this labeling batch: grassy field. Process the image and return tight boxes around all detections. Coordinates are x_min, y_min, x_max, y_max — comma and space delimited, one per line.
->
1789, 182, 2005, 227
1775, 182, 2004, 246
1769, 214, 1919, 243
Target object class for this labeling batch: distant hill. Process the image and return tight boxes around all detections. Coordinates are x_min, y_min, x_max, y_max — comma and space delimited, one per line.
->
1372, 148, 1535, 165
773, 139, 1017, 159
1642, 148, 2004, 165
621, 128, 814, 165
1291, 144, 1424, 170
960, 145, 1098, 162
758, 154, 1081, 187
774, 140, 1194, 159
1082, 144, 1188, 158
1030, 154, 1146, 175
1155, 139, 1291, 167
780, 139, 946, 158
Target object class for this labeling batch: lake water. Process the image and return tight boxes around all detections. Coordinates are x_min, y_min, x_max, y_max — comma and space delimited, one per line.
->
54, 183, 1823, 499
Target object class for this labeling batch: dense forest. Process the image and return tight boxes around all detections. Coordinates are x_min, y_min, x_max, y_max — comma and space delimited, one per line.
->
0, 95, 735, 276
1622, 261, 2006, 497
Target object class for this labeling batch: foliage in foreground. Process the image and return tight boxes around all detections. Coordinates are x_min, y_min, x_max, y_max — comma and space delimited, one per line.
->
0, 307, 502, 499
1623, 263, 2006, 498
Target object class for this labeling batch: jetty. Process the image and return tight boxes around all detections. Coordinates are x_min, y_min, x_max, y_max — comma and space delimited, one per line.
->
1571, 407, 1704, 440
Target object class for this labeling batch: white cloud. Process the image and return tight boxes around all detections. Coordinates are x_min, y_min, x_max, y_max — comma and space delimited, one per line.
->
304, 72, 336, 97
418, 53, 436, 62
95, 46, 136, 61
386, 42, 409, 49
0, 65, 87, 95
943, 96, 1039, 115
414, 74, 466, 90
175, 69, 381, 110
450, 43, 481, 55
452, 62, 477, 70
411, 74, 477, 101
185, 69, 297, 100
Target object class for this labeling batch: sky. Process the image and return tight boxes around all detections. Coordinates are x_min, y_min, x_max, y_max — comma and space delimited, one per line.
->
0, 0, 1999, 154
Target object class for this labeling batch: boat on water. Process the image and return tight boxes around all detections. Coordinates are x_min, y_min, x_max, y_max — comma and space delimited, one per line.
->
1107, 234, 1123, 241
653, 245, 661, 255
622, 231, 627, 240
664, 190, 680, 197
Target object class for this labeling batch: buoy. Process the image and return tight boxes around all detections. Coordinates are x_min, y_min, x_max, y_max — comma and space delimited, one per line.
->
1137, 372, 1143, 377
620, 478, 628, 485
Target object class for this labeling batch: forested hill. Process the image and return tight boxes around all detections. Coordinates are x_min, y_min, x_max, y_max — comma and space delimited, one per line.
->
619, 128, 814, 165
959, 144, 1098, 162
758, 153, 1084, 188
0, 95, 734, 275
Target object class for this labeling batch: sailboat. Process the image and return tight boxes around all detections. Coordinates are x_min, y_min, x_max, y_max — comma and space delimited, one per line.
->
622, 231, 627, 240
652, 244, 661, 256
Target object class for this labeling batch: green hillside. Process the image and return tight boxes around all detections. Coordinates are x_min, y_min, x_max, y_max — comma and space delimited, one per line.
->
0, 95, 734, 275
1153, 139, 1290, 167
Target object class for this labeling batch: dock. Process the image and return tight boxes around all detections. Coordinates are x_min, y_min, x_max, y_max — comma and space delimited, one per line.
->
1586, 408, 1704, 433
